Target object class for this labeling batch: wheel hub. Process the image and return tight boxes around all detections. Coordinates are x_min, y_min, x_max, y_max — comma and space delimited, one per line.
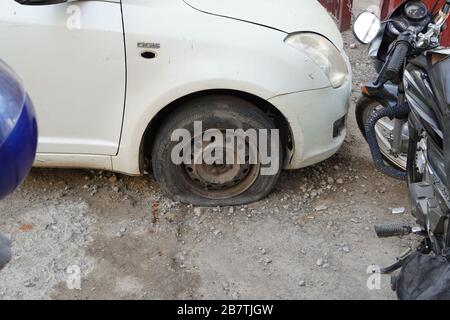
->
183, 131, 260, 199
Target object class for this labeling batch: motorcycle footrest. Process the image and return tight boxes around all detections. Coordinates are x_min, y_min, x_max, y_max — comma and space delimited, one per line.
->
374, 224, 412, 238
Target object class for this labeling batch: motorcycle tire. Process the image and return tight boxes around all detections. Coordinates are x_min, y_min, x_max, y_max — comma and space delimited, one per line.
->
355, 95, 407, 172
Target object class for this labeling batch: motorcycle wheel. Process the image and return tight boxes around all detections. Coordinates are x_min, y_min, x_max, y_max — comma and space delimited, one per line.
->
355, 95, 408, 171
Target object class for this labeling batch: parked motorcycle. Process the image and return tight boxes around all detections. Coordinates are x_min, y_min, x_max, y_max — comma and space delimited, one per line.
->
0, 59, 38, 270
354, 1, 445, 173
354, 0, 450, 299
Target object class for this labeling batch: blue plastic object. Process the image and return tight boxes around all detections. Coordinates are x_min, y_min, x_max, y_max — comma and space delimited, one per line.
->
0, 60, 38, 200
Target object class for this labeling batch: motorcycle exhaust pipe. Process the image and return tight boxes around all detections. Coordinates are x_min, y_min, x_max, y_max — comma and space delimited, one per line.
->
364, 104, 409, 180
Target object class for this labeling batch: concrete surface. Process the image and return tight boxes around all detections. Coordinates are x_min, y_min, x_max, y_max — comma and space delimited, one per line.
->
0, 10, 415, 300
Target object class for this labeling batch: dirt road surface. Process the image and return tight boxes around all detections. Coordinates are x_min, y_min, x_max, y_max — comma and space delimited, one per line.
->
0, 30, 415, 300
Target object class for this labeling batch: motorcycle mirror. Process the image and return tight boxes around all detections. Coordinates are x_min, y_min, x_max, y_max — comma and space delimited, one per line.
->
353, 11, 381, 44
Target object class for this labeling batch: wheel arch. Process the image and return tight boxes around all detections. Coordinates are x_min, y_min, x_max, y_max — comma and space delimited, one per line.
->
140, 89, 293, 173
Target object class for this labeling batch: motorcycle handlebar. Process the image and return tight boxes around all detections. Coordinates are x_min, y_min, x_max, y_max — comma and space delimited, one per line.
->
383, 40, 411, 82
376, 1, 450, 84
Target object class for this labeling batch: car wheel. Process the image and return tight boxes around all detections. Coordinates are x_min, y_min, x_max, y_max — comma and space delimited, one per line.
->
151, 95, 282, 206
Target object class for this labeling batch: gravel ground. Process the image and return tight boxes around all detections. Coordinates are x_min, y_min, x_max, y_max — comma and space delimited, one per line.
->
0, 29, 415, 300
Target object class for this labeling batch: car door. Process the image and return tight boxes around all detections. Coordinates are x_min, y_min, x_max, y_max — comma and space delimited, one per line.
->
0, 0, 126, 155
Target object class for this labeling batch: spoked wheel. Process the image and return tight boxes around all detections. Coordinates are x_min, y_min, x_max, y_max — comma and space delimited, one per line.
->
152, 95, 282, 206
356, 95, 408, 171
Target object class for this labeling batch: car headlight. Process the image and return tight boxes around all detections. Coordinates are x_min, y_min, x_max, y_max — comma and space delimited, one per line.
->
284, 33, 348, 88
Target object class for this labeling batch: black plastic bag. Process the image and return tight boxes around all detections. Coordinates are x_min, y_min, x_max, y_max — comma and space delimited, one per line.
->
394, 251, 450, 300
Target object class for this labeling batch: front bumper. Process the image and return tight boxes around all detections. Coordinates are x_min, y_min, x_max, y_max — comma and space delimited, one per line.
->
269, 77, 351, 170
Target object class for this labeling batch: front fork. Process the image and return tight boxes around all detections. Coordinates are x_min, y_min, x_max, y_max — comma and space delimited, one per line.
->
391, 118, 405, 155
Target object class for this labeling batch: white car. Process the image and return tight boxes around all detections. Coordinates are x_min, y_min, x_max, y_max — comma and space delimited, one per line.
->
0, 0, 351, 206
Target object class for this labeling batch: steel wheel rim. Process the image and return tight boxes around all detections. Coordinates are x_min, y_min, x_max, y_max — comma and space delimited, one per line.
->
182, 130, 261, 200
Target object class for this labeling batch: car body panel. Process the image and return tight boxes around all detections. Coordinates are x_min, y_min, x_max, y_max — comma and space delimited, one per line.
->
34, 153, 113, 171
0, 0, 125, 155
184, 0, 343, 49
269, 77, 351, 169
